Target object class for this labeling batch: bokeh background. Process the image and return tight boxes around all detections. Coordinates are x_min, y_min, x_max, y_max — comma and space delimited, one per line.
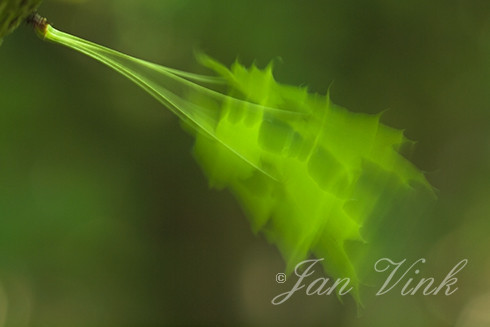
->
1, 0, 490, 326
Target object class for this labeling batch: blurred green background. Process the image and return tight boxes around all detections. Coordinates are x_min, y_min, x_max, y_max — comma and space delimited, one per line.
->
1, 0, 490, 326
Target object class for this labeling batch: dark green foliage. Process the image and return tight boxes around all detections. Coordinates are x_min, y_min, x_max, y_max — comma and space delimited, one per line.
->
0, 0, 42, 44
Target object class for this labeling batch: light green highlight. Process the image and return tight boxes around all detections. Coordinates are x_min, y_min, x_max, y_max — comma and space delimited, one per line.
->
39, 24, 435, 304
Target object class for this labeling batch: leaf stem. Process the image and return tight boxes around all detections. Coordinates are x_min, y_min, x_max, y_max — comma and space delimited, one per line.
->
26, 12, 48, 38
